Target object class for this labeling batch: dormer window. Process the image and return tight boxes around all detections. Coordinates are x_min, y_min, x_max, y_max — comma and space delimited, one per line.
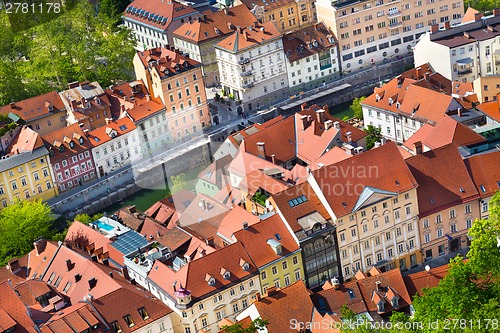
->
138, 307, 149, 320
377, 301, 385, 313
111, 321, 122, 333
79, 137, 84, 144
59, 146, 65, 152
206, 273, 215, 286
96, 97, 101, 105
123, 315, 135, 328
220, 267, 231, 280
69, 141, 75, 149
391, 296, 399, 308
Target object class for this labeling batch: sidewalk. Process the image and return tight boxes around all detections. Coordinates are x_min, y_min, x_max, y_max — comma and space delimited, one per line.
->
403, 247, 469, 276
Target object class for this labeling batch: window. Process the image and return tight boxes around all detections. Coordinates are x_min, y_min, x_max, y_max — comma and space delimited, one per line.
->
466, 219, 472, 229
375, 236, 381, 245
386, 232, 391, 241
465, 204, 471, 214
394, 210, 400, 220
406, 206, 411, 215
201, 317, 208, 327
449, 209, 456, 219
437, 228, 443, 238
340, 232, 345, 242
261, 271, 267, 280
272, 266, 278, 275
482, 202, 488, 213
138, 307, 149, 320
424, 233, 431, 243
388, 248, 393, 257
351, 228, 357, 237
63, 282, 71, 292
11, 181, 17, 190
293, 256, 298, 265
239, 284, 245, 292
232, 303, 239, 314
282, 261, 288, 270
376, 252, 382, 262
111, 321, 122, 333
451, 224, 457, 233
436, 214, 442, 223
374, 220, 379, 228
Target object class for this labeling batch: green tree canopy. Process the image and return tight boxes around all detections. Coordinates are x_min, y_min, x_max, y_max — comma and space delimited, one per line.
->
220, 318, 268, 333
0, 200, 54, 265
74, 212, 104, 225
350, 97, 366, 119
0, 0, 136, 106
364, 125, 383, 150
170, 173, 186, 194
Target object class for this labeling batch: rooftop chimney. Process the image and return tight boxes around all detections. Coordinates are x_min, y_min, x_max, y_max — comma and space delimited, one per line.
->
300, 115, 309, 130
333, 121, 340, 129
494, 8, 500, 17
9, 102, 15, 109
88, 278, 97, 290
108, 271, 113, 278
257, 142, 266, 159
331, 277, 340, 290
413, 141, 423, 154
457, 107, 463, 117
121, 266, 130, 280
7, 259, 21, 274
443, 21, 450, 30
224, 8, 229, 15
430, 24, 439, 33
375, 281, 381, 292
266, 286, 278, 296
324, 120, 333, 130
316, 109, 325, 123
146, 94, 151, 101
271, 154, 276, 164
424, 72, 430, 82
346, 131, 352, 142
301, 103, 308, 111
243, 31, 248, 41
243, 221, 248, 229
33, 239, 47, 256
474, 12, 482, 22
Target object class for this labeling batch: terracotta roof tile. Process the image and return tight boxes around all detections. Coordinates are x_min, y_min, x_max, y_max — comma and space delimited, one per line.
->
41, 123, 92, 161
253, 281, 314, 333
27, 240, 60, 280
14, 280, 52, 307
124, 0, 198, 32
173, 5, 257, 43
64, 222, 111, 258
403, 115, 486, 151
216, 22, 281, 52
148, 242, 257, 300
464, 151, 500, 198
115, 207, 145, 231
8, 126, 45, 154
461, 7, 481, 24
0, 91, 65, 122
124, 98, 165, 122
240, 0, 298, 11
136, 47, 202, 78
406, 143, 479, 217
476, 98, 500, 122
105, 81, 149, 118
39, 303, 104, 333
228, 144, 287, 180
159, 190, 196, 213
240, 169, 289, 196
141, 219, 191, 251
217, 206, 260, 242
0, 281, 38, 332
86, 118, 136, 147
283, 23, 337, 63
234, 214, 300, 268
312, 142, 417, 218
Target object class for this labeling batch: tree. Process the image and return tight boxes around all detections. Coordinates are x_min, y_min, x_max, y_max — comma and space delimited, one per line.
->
466, 0, 497, 11
349, 96, 366, 119
221, 318, 268, 333
170, 173, 186, 194
0, 200, 54, 265
74, 212, 104, 225
364, 125, 383, 150
99, 0, 131, 22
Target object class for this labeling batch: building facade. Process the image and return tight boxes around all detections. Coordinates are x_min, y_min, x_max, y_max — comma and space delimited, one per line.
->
473, 75, 500, 103
414, 10, 500, 82
0, 127, 58, 207
283, 22, 341, 94
173, 5, 258, 87
133, 47, 211, 141
42, 123, 96, 193
88, 118, 141, 177
215, 22, 289, 113
0, 91, 67, 136
123, 0, 199, 50
238, 0, 317, 33
315, 0, 464, 73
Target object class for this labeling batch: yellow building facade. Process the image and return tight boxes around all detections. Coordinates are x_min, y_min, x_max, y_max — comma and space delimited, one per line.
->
259, 250, 305, 294
0, 148, 58, 207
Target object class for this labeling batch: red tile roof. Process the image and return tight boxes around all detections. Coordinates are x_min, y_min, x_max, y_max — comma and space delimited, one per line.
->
283, 23, 337, 63
173, 5, 257, 43
228, 144, 288, 180
124, 0, 198, 32
217, 206, 260, 242
7, 126, 45, 154
124, 98, 166, 123
406, 143, 479, 217
244, 116, 296, 164
148, 242, 257, 300
64, 221, 111, 258
240, 169, 289, 196
0, 91, 65, 122
141, 219, 191, 251
13, 280, 52, 307
41, 123, 92, 162
312, 142, 418, 218
87, 118, 136, 147
105, 81, 150, 118
464, 151, 500, 198
403, 115, 486, 151
91, 288, 173, 333
403, 263, 451, 297
27, 240, 60, 280
39, 303, 103, 333
476, 98, 500, 122
271, 181, 331, 232
216, 22, 281, 52
252, 281, 315, 333
160, 190, 196, 213
240, 0, 297, 11
135, 47, 202, 79
0, 281, 38, 333
115, 206, 145, 231
461, 7, 481, 24
227, 116, 284, 148
233, 214, 300, 268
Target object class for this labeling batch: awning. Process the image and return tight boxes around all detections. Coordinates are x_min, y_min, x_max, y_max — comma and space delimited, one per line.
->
456, 57, 473, 65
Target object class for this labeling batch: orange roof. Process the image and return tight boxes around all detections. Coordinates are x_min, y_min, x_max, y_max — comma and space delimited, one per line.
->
159, 190, 196, 213
136, 47, 202, 79
0, 281, 38, 332
115, 206, 145, 231
87, 117, 136, 147
145, 201, 179, 228
464, 151, 500, 198
240, 169, 289, 196
476, 98, 500, 122
252, 281, 315, 333
403, 263, 451, 297
228, 143, 288, 179
283, 23, 337, 63
0, 91, 65, 122
64, 221, 111, 257
312, 142, 418, 218
398, 85, 455, 123
216, 206, 260, 242
7, 126, 44, 154
271, 181, 331, 232
240, 0, 297, 11
461, 7, 481, 24
244, 116, 296, 164
27, 240, 60, 280
14, 280, 52, 307
105, 81, 150, 118
173, 5, 257, 43
39, 303, 103, 333
124, 0, 198, 32
147, 242, 257, 300
216, 22, 281, 53
91, 288, 172, 333
233, 214, 300, 268
140, 219, 191, 251
312, 146, 353, 169
124, 98, 165, 122
406, 143, 479, 217
403, 115, 486, 150
41, 123, 92, 161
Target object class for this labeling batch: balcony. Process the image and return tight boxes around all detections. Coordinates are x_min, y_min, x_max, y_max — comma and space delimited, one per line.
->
458, 68, 472, 76
388, 21, 403, 29
241, 70, 253, 76
387, 10, 401, 17
243, 82, 254, 89
238, 58, 250, 65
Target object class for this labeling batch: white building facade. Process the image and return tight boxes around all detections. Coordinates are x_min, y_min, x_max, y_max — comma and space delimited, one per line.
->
215, 22, 289, 113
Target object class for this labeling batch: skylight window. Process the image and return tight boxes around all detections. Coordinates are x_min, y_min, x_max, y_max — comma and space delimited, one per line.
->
275, 233, 282, 240
119, 125, 128, 131
288, 195, 308, 207
348, 288, 356, 300
480, 185, 486, 193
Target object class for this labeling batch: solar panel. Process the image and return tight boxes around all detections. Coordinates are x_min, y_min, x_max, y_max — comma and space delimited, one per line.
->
110, 230, 148, 255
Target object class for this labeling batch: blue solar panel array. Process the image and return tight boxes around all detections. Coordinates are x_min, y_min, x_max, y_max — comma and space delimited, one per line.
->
111, 230, 149, 255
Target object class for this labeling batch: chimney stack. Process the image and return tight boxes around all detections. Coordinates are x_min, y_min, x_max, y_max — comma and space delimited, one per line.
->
146, 94, 151, 101
300, 115, 308, 130
7, 259, 21, 274
474, 12, 482, 22
243, 222, 248, 229
33, 239, 47, 256
257, 142, 266, 159
457, 107, 463, 117
375, 281, 381, 292
324, 120, 333, 130
271, 154, 276, 164
333, 121, 340, 129
9, 102, 15, 109
331, 277, 340, 290
224, 8, 228, 15
243, 31, 248, 41
316, 109, 325, 123
430, 24, 439, 33
346, 131, 352, 142
121, 266, 130, 280
301, 103, 308, 111
424, 72, 430, 82
494, 8, 500, 17
443, 21, 450, 30
413, 141, 423, 155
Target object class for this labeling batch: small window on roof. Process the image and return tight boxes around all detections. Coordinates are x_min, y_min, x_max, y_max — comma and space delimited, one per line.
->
123, 315, 135, 327
94, 137, 100, 142
497, 181, 500, 188
63, 282, 71, 292
47, 272, 56, 284
111, 321, 122, 333
480, 185, 486, 193
138, 307, 149, 320
119, 125, 128, 131
347, 288, 356, 299
275, 233, 282, 240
